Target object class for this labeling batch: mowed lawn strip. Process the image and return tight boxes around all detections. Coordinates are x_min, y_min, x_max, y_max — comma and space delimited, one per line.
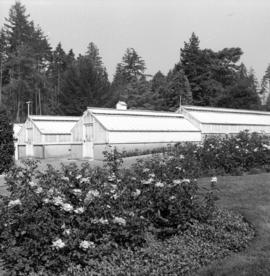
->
195, 173, 270, 276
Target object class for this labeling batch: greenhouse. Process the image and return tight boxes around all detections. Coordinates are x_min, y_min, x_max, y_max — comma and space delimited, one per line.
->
71, 103, 202, 160
180, 105, 270, 137
16, 115, 80, 159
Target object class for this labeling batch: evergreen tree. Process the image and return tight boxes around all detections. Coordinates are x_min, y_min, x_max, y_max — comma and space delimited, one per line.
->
0, 105, 14, 173
110, 48, 148, 108
47, 43, 69, 114
59, 43, 111, 115
2, 2, 51, 121
163, 64, 192, 110
217, 64, 261, 110
260, 64, 270, 106
217, 79, 261, 110
180, 33, 247, 107
86, 42, 103, 68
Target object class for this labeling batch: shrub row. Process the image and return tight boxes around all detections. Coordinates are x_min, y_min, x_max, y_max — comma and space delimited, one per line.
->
175, 131, 270, 176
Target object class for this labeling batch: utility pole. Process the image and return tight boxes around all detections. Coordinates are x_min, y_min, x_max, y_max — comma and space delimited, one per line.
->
26, 101, 31, 117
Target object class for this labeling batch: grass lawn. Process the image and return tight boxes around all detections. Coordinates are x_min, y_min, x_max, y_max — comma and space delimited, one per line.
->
195, 173, 270, 276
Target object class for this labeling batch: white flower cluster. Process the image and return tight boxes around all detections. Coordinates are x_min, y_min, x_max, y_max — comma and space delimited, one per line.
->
61, 176, 69, 182
29, 181, 37, 188
63, 229, 71, 236
107, 173, 116, 182
61, 203, 73, 212
141, 178, 154, 185
80, 177, 90, 184
35, 187, 43, 194
91, 217, 109, 225
74, 207, 85, 214
52, 196, 64, 206
79, 240, 95, 250
132, 189, 141, 197
155, 181, 164, 188
263, 144, 270, 150
72, 189, 82, 196
8, 199, 22, 207
173, 179, 190, 185
52, 238, 65, 249
85, 189, 100, 203
113, 217, 126, 226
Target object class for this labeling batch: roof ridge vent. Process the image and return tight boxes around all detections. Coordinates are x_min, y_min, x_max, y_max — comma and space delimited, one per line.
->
116, 101, 127, 110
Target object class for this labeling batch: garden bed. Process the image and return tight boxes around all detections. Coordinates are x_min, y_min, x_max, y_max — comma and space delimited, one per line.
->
0, 131, 269, 275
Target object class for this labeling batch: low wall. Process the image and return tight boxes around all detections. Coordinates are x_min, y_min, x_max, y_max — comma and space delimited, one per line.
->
26, 143, 83, 159
93, 142, 176, 160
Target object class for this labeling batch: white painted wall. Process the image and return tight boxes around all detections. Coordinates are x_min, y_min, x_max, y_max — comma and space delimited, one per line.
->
108, 131, 201, 144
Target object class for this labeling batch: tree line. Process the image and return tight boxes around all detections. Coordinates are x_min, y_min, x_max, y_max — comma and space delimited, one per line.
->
0, 2, 269, 122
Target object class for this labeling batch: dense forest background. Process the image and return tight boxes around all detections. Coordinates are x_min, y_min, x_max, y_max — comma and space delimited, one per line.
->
1, 2, 270, 123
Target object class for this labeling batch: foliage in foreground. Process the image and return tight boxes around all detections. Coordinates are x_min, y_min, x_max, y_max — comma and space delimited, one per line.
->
64, 210, 254, 276
0, 134, 259, 275
0, 149, 217, 275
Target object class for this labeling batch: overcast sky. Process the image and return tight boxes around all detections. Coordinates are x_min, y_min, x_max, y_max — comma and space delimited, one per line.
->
0, 0, 269, 82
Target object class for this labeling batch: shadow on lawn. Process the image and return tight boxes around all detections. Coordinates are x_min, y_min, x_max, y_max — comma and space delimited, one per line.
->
194, 173, 270, 276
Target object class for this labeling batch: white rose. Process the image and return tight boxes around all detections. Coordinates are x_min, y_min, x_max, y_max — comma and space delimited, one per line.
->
43, 198, 50, 204
63, 229, 71, 235
35, 187, 43, 194
99, 218, 109, 224
29, 181, 37, 187
52, 196, 64, 206
113, 217, 126, 226
74, 207, 85, 214
155, 182, 164, 188
52, 238, 65, 249
132, 189, 141, 197
61, 203, 73, 212
141, 178, 153, 185
8, 199, 22, 207
85, 190, 100, 203
80, 177, 90, 183
72, 189, 82, 196
79, 240, 95, 250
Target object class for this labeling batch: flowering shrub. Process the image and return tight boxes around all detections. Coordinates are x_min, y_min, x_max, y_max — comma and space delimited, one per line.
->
63, 209, 254, 276
0, 149, 217, 274
175, 131, 270, 176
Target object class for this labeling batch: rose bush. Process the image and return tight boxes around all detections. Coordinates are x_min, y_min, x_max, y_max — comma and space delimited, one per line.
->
0, 149, 216, 274
175, 131, 270, 176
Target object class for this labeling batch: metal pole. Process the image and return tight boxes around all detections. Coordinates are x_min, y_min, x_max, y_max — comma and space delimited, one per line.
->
26, 101, 31, 116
